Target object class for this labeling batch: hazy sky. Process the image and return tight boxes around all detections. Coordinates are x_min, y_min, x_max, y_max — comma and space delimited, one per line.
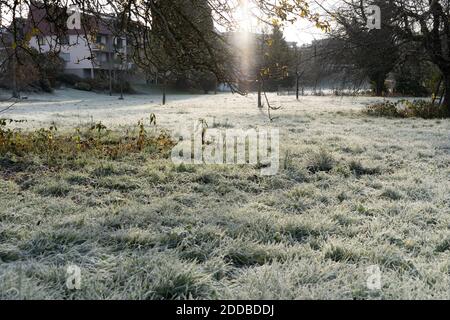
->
235, 0, 343, 45
283, 18, 327, 45
284, 0, 347, 45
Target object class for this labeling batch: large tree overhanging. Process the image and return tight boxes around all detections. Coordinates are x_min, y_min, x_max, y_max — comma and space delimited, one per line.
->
391, 0, 450, 113
0, 0, 329, 97
329, 0, 403, 96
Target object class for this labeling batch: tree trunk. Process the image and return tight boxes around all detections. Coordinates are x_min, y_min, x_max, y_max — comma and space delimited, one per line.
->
443, 76, 450, 116
374, 76, 385, 97
432, 76, 443, 105
162, 76, 167, 105
296, 75, 299, 100
12, 54, 19, 99
109, 52, 113, 96
119, 73, 124, 100
257, 81, 262, 108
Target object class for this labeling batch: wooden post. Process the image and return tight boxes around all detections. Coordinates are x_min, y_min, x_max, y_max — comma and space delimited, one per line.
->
12, 52, 19, 98
257, 79, 262, 108
109, 51, 113, 96
162, 74, 167, 105
119, 72, 124, 100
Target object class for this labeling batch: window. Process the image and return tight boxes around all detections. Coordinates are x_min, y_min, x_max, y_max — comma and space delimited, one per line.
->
96, 35, 103, 44
37, 36, 45, 46
115, 38, 123, 49
59, 52, 70, 62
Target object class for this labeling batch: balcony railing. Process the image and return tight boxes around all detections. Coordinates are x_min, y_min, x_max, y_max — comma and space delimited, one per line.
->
91, 43, 108, 51
93, 60, 133, 70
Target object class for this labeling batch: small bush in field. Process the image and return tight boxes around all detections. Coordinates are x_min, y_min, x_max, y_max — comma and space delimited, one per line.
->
74, 82, 92, 91
399, 100, 446, 119
38, 79, 53, 93
306, 149, 335, 173
56, 73, 82, 86
365, 100, 446, 118
365, 101, 400, 117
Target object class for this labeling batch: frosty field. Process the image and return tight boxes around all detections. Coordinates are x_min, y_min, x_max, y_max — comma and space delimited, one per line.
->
1, 89, 449, 299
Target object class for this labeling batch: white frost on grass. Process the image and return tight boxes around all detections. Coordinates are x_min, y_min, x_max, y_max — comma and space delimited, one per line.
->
1, 88, 449, 299
1, 88, 407, 131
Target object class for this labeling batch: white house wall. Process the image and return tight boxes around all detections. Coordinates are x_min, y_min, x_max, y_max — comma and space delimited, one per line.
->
29, 35, 95, 71
29, 34, 128, 78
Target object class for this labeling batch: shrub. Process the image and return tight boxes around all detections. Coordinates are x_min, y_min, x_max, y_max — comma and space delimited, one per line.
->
34, 52, 65, 87
86, 77, 108, 91
395, 77, 429, 97
83, 78, 135, 94
38, 79, 53, 93
57, 73, 135, 94
0, 49, 40, 91
365, 101, 399, 117
56, 73, 82, 86
112, 80, 136, 94
0, 119, 175, 164
399, 100, 446, 119
395, 72, 429, 97
74, 82, 92, 91
0, 49, 63, 92
306, 149, 335, 173
365, 100, 446, 119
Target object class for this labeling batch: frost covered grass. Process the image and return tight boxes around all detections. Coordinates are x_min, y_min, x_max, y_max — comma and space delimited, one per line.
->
1, 90, 450, 299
